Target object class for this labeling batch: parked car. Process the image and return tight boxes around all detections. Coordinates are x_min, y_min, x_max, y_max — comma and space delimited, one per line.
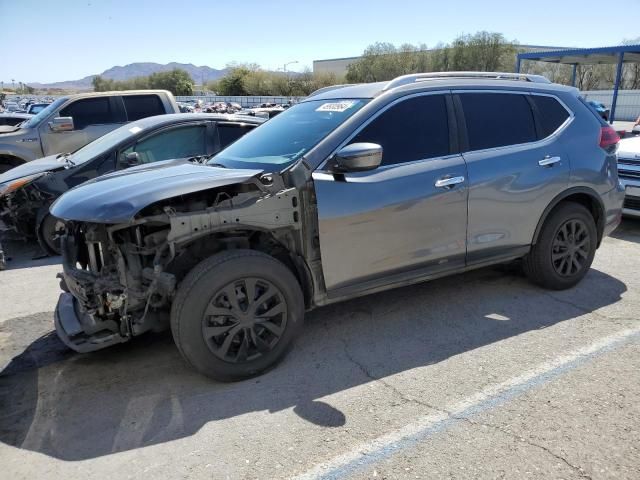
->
616, 135, 640, 217
52, 72, 624, 381
0, 112, 33, 127
26, 103, 50, 115
3, 102, 20, 112
248, 103, 286, 118
587, 100, 610, 121
177, 102, 195, 113
0, 113, 264, 266
0, 90, 180, 174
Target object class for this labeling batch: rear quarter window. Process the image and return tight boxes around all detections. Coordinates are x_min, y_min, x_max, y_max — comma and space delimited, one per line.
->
530, 95, 571, 138
123, 95, 165, 121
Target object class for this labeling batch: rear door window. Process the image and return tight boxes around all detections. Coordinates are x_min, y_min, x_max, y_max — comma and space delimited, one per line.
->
123, 95, 165, 121
217, 124, 256, 150
122, 125, 207, 164
530, 95, 571, 138
60, 98, 116, 130
459, 93, 536, 151
350, 94, 450, 166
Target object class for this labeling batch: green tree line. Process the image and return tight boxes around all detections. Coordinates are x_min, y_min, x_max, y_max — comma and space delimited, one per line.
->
92, 68, 194, 95
207, 64, 339, 96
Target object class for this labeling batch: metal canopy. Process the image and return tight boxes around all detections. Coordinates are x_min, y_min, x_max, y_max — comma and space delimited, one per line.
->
516, 45, 640, 123
517, 44, 640, 65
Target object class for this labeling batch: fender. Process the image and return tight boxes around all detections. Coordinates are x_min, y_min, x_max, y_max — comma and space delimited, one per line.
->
0, 144, 38, 164
531, 186, 605, 246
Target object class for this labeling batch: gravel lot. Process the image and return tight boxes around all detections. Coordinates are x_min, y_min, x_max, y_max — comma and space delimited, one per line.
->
1, 218, 639, 480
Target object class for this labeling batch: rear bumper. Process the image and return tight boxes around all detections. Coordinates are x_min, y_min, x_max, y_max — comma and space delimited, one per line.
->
602, 181, 626, 238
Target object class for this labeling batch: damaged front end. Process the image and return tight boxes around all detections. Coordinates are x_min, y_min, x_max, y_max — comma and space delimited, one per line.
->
55, 173, 303, 353
56, 218, 177, 352
0, 187, 43, 241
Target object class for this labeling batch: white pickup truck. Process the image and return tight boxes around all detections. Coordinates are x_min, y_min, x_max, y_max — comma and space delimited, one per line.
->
0, 90, 180, 173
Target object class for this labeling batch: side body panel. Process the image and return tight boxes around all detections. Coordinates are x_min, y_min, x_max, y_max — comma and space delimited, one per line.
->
460, 91, 572, 261
313, 156, 468, 291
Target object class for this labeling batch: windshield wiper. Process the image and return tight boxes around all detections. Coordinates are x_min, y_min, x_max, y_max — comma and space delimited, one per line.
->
188, 155, 210, 164
56, 152, 75, 166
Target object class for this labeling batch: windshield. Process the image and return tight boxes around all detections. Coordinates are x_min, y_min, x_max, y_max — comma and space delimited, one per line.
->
68, 122, 146, 164
209, 99, 369, 171
21, 97, 67, 128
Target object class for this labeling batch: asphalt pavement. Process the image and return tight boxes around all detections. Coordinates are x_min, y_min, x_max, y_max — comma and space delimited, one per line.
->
1, 219, 639, 479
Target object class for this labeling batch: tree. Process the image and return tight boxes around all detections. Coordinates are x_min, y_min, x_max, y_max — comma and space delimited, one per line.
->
346, 32, 517, 83
92, 68, 194, 95
217, 66, 251, 95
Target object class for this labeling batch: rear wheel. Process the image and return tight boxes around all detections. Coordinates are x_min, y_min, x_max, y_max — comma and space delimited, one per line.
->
171, 249, 304, 381
524, 202, 597, 290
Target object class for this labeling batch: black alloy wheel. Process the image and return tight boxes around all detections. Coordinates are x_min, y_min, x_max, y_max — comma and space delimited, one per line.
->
202, 277, 288, 363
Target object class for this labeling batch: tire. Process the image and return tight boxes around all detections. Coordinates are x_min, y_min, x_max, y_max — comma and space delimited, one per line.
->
524, 202, 597, 290
170, 249, 305, 381
37, 214, 64, 256
0, 163, 12, 175
0, 241, 6, 271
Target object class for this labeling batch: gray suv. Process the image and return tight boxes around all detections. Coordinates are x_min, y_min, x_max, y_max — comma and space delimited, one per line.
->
51, 72, 625, 381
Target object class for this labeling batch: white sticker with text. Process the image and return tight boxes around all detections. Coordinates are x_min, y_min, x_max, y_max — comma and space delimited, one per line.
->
316, 101, 357, 112
129, 126, 142, 134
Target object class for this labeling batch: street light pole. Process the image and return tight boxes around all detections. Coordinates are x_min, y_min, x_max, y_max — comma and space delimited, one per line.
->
283, 60, 299, 74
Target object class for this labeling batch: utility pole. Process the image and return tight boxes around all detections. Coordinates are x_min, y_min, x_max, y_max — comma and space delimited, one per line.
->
282, 61, 298, 98
283, 60, 298, 74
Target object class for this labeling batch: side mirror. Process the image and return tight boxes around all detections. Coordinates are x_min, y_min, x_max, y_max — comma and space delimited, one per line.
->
333, 143, 382, 172
120, 152, 140, 167
49, 117, 74, 132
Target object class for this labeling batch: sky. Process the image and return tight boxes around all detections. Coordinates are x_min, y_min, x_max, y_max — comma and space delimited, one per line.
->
1, 0, 639, 84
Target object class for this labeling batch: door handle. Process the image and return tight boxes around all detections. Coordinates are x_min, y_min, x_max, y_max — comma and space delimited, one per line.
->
435, 176, 465, 188
538, 156, 561, 167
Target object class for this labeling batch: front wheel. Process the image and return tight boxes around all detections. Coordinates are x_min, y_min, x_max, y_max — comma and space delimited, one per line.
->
170, 249, 305, 381
524, 202, 597, 290
37, 214, 65, 256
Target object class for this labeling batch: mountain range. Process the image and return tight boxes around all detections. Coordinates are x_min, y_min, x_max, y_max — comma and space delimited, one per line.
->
28, 62, 231, 91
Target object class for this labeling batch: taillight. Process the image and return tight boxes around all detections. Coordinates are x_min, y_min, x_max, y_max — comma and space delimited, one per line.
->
599, 125, 619, 149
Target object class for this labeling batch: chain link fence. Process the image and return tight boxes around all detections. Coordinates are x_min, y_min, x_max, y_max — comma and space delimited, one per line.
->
175, 95, 304, 107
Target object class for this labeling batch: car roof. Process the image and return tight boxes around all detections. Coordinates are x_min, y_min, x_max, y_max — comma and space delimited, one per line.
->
305, 73, 578, 102
124, 113, 266, 130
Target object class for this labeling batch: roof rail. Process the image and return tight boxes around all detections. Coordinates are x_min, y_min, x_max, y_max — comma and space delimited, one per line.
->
307, 84, 355, 97
383, 71, 551, 90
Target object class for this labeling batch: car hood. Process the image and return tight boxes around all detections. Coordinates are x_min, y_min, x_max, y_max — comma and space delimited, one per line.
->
0, 124, 23, 134
50, 160, 263, 223
618, 136, 640, 159
0, 154, 66, 184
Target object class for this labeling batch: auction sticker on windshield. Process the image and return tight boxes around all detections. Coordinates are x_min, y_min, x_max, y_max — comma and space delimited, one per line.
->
129, 126, 142, 134
316, 101, 357, 112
